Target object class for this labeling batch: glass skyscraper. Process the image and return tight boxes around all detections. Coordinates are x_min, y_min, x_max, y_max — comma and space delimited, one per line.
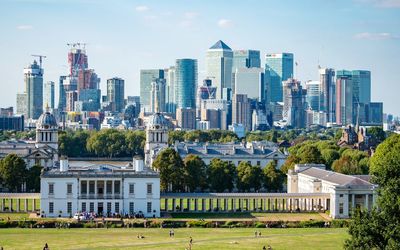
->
206, 40, 233, 99
107, 77, 125, 112
24, 60, 43, 119
265, 53, 294, 103
319, 68, 335, 122
336, 70, 354, 125
140, 69, 164, 112
175, 59, 198, 109
43, 81, 55, 110
232, 50, 261, 70
305, 80, 320, 111
352, 70, 371, 105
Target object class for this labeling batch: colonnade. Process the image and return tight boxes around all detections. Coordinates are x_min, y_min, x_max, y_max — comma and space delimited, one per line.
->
0, 193, 40, 212
161, 193, 331, 213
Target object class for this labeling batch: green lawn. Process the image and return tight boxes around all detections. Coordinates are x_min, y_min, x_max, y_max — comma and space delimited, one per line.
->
0, 228, 348, 249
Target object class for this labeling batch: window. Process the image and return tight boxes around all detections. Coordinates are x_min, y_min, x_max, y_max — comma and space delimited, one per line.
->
67, 184, 72, 195
106, 181, 112, 194
90, 202, 94, 212
147, 183, 153, 195
81, 181, 87, 194
49, 202, 54, 214
147, 202, 152, 213
115, 202, 120, 213
256, 161, 261, 166
114, 181, 120, 194
67, 202, 72, 214
48, 183, 54, 195
107, 202, 112, 213
89, 181, 95, 194
129, 202, 134, 214
129, 183, 135, 194
82, 202, 86, 212
339, 203, 344, 214
339, 194, 344, 198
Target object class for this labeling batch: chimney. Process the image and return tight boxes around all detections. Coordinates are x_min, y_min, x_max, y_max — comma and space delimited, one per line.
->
60, 156, 69, 172
133, 156, 144, 172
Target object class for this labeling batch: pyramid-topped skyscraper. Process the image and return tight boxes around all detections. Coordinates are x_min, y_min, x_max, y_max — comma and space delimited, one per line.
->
206, 40, 233, 99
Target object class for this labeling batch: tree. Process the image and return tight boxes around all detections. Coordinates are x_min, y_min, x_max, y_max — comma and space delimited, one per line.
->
168, 130, 186, 144
345, 134, 400, 249
207, 158, 237, 192
367, 126, 386, 143
0, 154, 27, 192
152, 148, 185, 192
26, 164, 42, 192
236, 162, 262, 191
263, 161, 285, 192
297, 145, 323, 164
125, 130, 146, 156
87, 129, 127, 158
183, 155, 207, 192
321, 149, 340, 169
281, 154, 300, 173
332, 155, 361, 175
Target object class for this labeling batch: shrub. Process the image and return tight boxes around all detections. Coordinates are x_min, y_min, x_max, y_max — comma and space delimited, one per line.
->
255, 222, 265, 228
186, 220, 211, 228
298, 220, 325, 228
330, 219, 350, 228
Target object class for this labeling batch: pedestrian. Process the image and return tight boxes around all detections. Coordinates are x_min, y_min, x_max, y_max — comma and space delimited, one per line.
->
263, 246, 267, 250
259, 231, 262, 237
255, 231, 258, 237
43, 243, 49, 250
268, 245, 272, 250
189, 236, 193, 244
172, 229, 174, 237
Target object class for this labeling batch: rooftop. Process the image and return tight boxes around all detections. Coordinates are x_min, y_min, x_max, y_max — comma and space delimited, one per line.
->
209, 40, 232, 50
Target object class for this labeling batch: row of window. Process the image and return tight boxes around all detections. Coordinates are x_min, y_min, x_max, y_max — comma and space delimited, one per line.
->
48, 202, 153, 214
48, 183, 153, 195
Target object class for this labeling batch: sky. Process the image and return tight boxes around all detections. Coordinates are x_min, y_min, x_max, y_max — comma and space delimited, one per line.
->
0, 0, 399, 115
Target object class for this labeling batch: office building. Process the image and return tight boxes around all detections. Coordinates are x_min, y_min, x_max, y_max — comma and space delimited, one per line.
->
140, 69, 164, 112
368, 102, 383, 125
233, 67, 265, 101
175, 59, 197, 109
0, 115, 24, 131
16, 93, 27, 116
352, 70, 371, 105
232, 94, 251, 131
232, 50, 261, 70
265, 53, 294, 102
150, 78, 166, 113
196, 79, 217, 117
77, 89, 101, 111
24, 60, 44, 119
319, 68, 335, 122
283, 78, 307, 128
164, 66, 176, 114
305, 80, 320, 111
107, 77, 125, 112
58, 76, 67, 111
336, 70, 354, 125
206, 40, 233, 99
43, 81, 55, 110
176, 108, 196, 130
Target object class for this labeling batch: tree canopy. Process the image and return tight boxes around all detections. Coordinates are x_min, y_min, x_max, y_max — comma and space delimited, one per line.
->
0, 154, 27, 192
152, 148, 185, 192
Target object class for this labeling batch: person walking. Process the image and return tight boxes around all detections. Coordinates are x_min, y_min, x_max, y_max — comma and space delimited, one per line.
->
43, 243, 49, 250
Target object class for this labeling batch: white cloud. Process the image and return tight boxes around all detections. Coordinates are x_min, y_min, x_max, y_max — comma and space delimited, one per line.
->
135, 5, 149, 12
16, 25, 33, 30
217, 19, 233, 28
354, 32, 400, 40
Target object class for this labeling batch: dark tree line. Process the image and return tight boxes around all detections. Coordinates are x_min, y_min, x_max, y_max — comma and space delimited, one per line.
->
152, 148, 285, 193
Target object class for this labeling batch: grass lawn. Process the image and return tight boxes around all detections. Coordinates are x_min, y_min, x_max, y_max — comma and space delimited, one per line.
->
0, 228, 348, 249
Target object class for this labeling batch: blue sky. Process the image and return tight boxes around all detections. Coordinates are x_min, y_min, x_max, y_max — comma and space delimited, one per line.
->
1, 0, 399, 115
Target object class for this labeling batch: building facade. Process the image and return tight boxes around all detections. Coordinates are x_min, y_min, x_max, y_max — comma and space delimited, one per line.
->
283, 78, 307, 128
175, 59, 198, 109
43, 81, 55, 110
265, 53, 294, 103
319, 68, 335, 122
232, 94, 251, 131
140, 69, 164, 112
107, 77, 125, 112
232, 50, 261, 70
24, 60, 44, 119
233, 67, 265, 101
144, 113, 169, 168
150, 78, 166, 113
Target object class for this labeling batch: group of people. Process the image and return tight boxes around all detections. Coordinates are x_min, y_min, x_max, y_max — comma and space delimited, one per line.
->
254, 231, 262, 237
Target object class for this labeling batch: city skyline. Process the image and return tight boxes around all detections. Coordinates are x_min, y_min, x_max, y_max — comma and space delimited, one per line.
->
1, 0, 399, 115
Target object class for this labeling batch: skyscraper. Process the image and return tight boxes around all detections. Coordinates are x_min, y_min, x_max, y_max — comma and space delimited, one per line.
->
352, 70, 371, 105
140, 69, 164, 112
232, 50, 261, 70
305, 80, 320, 111
232, 94, 251, 131
43, 81, 55, 110
150, 78, 166, 113
206, 40, 233, 99
265, 53, 294, 102
107, 77, 125, 112
336, 70, 354, 125
319, 68, 335, 122
176, 107, 196, 130
175, 59, 198, 109
24, 60, 43, 119
58, 75, 67, 111
164, 66, 176, 114
233, 68, 265, 101
282, 78, 307, 128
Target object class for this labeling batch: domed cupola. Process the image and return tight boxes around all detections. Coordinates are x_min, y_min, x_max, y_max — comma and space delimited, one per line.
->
37, 111, 58, 129
36, 109, 59, 151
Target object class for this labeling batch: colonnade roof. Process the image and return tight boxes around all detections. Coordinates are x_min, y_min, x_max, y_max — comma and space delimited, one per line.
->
161, 193, 331, 198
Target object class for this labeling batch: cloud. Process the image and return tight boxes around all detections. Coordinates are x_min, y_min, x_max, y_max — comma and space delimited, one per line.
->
184, 12, 198, 19
217, 19, 233, 28
354, 32, 400, 40
354, 0, 400, 8
16, 25, 33, 30
135, 5, 149, 12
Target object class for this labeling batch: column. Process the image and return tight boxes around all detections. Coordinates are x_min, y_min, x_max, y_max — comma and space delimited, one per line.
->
95, 180, 97, 196
254, 199, 258, 211
9, 199, 12, 212
17, 199, 20, 212
172, 199, 176, 212
24, 199, 28, 212
164, 199, 168, 212
179, 199, 184, 212
1, 199, 4, 212
194, 199, 198, 212
352, 194, 355, 209
224, 199, 228, 211
365, 195, 369, 211
202, 199, 206, 212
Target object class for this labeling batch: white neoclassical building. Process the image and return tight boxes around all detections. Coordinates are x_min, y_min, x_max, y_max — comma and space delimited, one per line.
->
144, 113, 169, 168
287, 164, 377, 219
40, 157, 160, 218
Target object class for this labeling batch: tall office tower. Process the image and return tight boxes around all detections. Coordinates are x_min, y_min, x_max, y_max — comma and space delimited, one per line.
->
336, 70, 354, 125
77, 69, 100, 92
68, 44, 88, 77
176, 107, 196, 130
16, 93, 27, 116
196, 79, 217, 117
140, 69, 164, 112
352, 70, 371, 105
126, 96, 141, 118
164, 66, 176, 114
233, 68, 265, 102
175, 59, 198, 109
24, 60, 43, 119
232, 50, 261, 70
319, 68, 335, 122
232, 94, 251, 131
58, 76, 67, 111
77, 89, 101, 111
206, 40, 233, 99
150, 78, 166, 113
282, 78, 307, 128
305, 81, 320, 111
43, 81, 55, 110
265, 53, 294, 102
107, 77, 125, 112
369, 102, 383, 125
65, 91, 78, 112
200, 99, 228, 130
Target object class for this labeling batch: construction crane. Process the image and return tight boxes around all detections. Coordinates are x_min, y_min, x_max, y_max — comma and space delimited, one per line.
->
31, 54, 47, 68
